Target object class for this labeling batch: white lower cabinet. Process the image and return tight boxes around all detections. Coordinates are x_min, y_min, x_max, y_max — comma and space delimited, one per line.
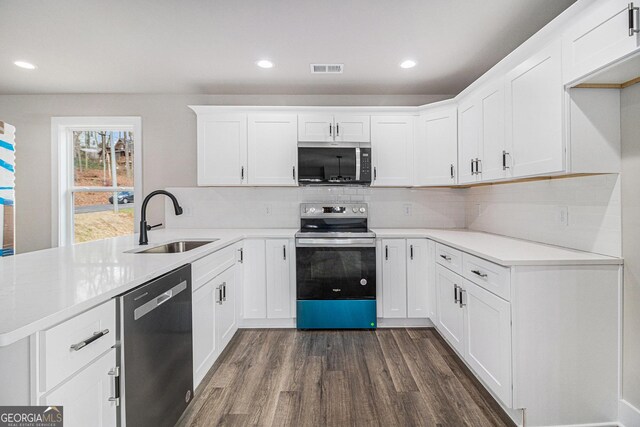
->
381, 239, 408, 318
463, 278, 512, 407
40, 349, 117, 427
265, 239, 292, 318
242, 239, 293, 320
436, 263, 512, 407
435, 265, 465, 354
192, 248, 241, 388
380, 238, 432, 319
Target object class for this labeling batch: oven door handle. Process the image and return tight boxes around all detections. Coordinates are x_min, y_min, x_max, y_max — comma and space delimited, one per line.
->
296, 238, 376, 248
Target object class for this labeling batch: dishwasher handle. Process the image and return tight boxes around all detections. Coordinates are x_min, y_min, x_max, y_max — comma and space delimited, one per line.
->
133, 280, 188, 321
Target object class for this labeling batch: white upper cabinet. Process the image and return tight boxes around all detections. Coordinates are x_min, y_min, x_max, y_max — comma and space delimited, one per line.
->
457, 98, 480, 184
248, 114, 298, 186
298, 114, 370, 143
563, 0, 640, 84
505, 40, 564, 178
478, 79, 509, 181
371, 116, 415, 186
197, 113, 247, 186
415, 106, 457, 186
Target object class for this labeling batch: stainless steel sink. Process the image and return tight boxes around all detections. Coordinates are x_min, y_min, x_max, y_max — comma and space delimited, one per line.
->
134, 240, 218, 254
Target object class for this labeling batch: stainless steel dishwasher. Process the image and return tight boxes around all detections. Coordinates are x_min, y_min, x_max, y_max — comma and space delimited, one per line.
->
116, 264, 193, 427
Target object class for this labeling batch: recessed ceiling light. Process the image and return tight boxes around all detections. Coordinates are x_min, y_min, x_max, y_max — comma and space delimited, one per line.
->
256, 60, 274, 69
14, 60, 37, 70
400, 60, 416, 69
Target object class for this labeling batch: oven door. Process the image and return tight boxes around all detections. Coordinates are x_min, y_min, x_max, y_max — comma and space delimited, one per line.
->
296, 238, 376, 300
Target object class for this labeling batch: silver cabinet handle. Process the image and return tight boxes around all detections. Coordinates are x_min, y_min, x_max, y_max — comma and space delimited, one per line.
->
216, 286, 223, 305
292, 166, 296, 180
241, 166, 245, 180
336, 123, 339, 136
476, 158, 482, 174
70, 329, 110, 351
471, 159, 475, 175
440, 254, 451, 262
471, 269, 488, 278
410, 245, 414, 260
459, 289, 467, 307
283, 244, 287, 260
108, 367, 120, 406
385, 245, 389, 260
373, 167, 377, 181
453, 284, 459, 303
329, 123, 332, 136
238, 248, 244, 263
630, 3, 639, 36
222, 282, 227, 301
450, 163, 455, 179
502, 151, 511, 170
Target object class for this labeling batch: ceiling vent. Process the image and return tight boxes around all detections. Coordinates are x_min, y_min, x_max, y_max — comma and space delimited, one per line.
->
310, 64, 344, 74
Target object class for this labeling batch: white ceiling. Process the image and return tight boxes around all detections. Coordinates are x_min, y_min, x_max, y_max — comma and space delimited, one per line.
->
0, 0, 577, 95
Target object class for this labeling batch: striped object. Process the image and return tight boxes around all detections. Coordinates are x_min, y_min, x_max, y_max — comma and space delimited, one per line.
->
0, 121, 15, 256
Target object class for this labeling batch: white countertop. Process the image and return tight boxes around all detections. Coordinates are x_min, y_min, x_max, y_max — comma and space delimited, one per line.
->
0, 227, 621, 347
372, 228, 623, 267
0, 229, 296, 347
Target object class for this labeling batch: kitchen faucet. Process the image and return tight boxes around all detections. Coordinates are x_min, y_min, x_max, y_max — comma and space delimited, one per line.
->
139, 190, 183, 245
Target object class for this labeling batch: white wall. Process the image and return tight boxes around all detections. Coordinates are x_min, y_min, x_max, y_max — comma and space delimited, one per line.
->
621, 83, 640, 410
0, 93, 450, 253
465, 174, 622, 257
164, 186, 466, 229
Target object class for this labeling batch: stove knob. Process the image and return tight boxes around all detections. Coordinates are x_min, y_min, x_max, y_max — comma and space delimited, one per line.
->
359, 207, 366, 213
352, 207, 358, 213
309, 207, 316, 213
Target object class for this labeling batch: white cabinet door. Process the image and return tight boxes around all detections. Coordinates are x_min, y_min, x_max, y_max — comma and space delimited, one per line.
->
192, 279, 216, 387
457, 98, 480, 184
41, 349, 117, 427
371, 116, 414, 186
415, 107, 457, 186
435, 265, 464, 354
382, 239, 408, 318
243, 239, 267, 319
506, 40, 564, 178
563, 0, 640, 84
298, 114, 334, 142
266, 239, 292, 319
334, 115, 371, 142
197, 114, 247, 186
407, 239, 429, 318
463, 279, 512, 407
478, 80, 509, 181
215, 266, 237, 354
248, 114, 298, 185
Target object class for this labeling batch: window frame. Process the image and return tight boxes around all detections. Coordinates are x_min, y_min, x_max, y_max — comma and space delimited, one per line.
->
51, 117, 142, 247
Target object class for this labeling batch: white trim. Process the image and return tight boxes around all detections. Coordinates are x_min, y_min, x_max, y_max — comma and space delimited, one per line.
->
619, 399, 640, 427
51, 117, 142, 247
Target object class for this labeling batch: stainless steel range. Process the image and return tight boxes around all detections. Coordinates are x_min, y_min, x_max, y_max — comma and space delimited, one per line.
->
295, 203, 376, 329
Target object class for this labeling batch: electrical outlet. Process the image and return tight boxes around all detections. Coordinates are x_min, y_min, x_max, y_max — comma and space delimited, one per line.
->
475, 203, 482, 217
558, 206, 569, 227
265, 204, 272, 216
403, 204, 412, 216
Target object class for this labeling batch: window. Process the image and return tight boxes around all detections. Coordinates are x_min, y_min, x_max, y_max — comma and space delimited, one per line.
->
52, 117, 142, 246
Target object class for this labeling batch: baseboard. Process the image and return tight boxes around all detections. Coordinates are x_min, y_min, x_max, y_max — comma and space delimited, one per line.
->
619, 399, 640, 427
376, 317, 433, 328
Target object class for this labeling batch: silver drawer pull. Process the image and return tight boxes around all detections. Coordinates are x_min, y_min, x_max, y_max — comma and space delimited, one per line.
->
70, 329, 110, 351
471, 269, 488, 278
440, 254, 451, 261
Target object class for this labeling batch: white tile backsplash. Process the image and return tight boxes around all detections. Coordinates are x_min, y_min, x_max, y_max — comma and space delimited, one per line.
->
165, 174, 622, 258
164, 186, 467, 229
465, 174, 622, 257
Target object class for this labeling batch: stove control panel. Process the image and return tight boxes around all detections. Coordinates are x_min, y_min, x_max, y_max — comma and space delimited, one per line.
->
301, 203, 368, 217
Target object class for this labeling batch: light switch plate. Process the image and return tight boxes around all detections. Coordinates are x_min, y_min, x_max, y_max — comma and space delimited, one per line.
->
558, 206, 569, 227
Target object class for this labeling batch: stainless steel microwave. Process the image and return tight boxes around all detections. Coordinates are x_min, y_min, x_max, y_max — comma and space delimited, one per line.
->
297, 147, 372, 185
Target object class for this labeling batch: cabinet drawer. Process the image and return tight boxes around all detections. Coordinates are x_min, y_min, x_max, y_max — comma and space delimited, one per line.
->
192, 245, 238, 291
40, 300, 116, 392
462, 253, 511, 300
435, 243, 463, 274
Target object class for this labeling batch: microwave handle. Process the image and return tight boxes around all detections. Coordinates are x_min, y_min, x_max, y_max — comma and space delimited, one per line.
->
355, 147, 361, 181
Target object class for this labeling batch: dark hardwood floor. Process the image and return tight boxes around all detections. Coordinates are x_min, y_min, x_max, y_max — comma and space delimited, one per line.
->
177, 328, 514, 427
